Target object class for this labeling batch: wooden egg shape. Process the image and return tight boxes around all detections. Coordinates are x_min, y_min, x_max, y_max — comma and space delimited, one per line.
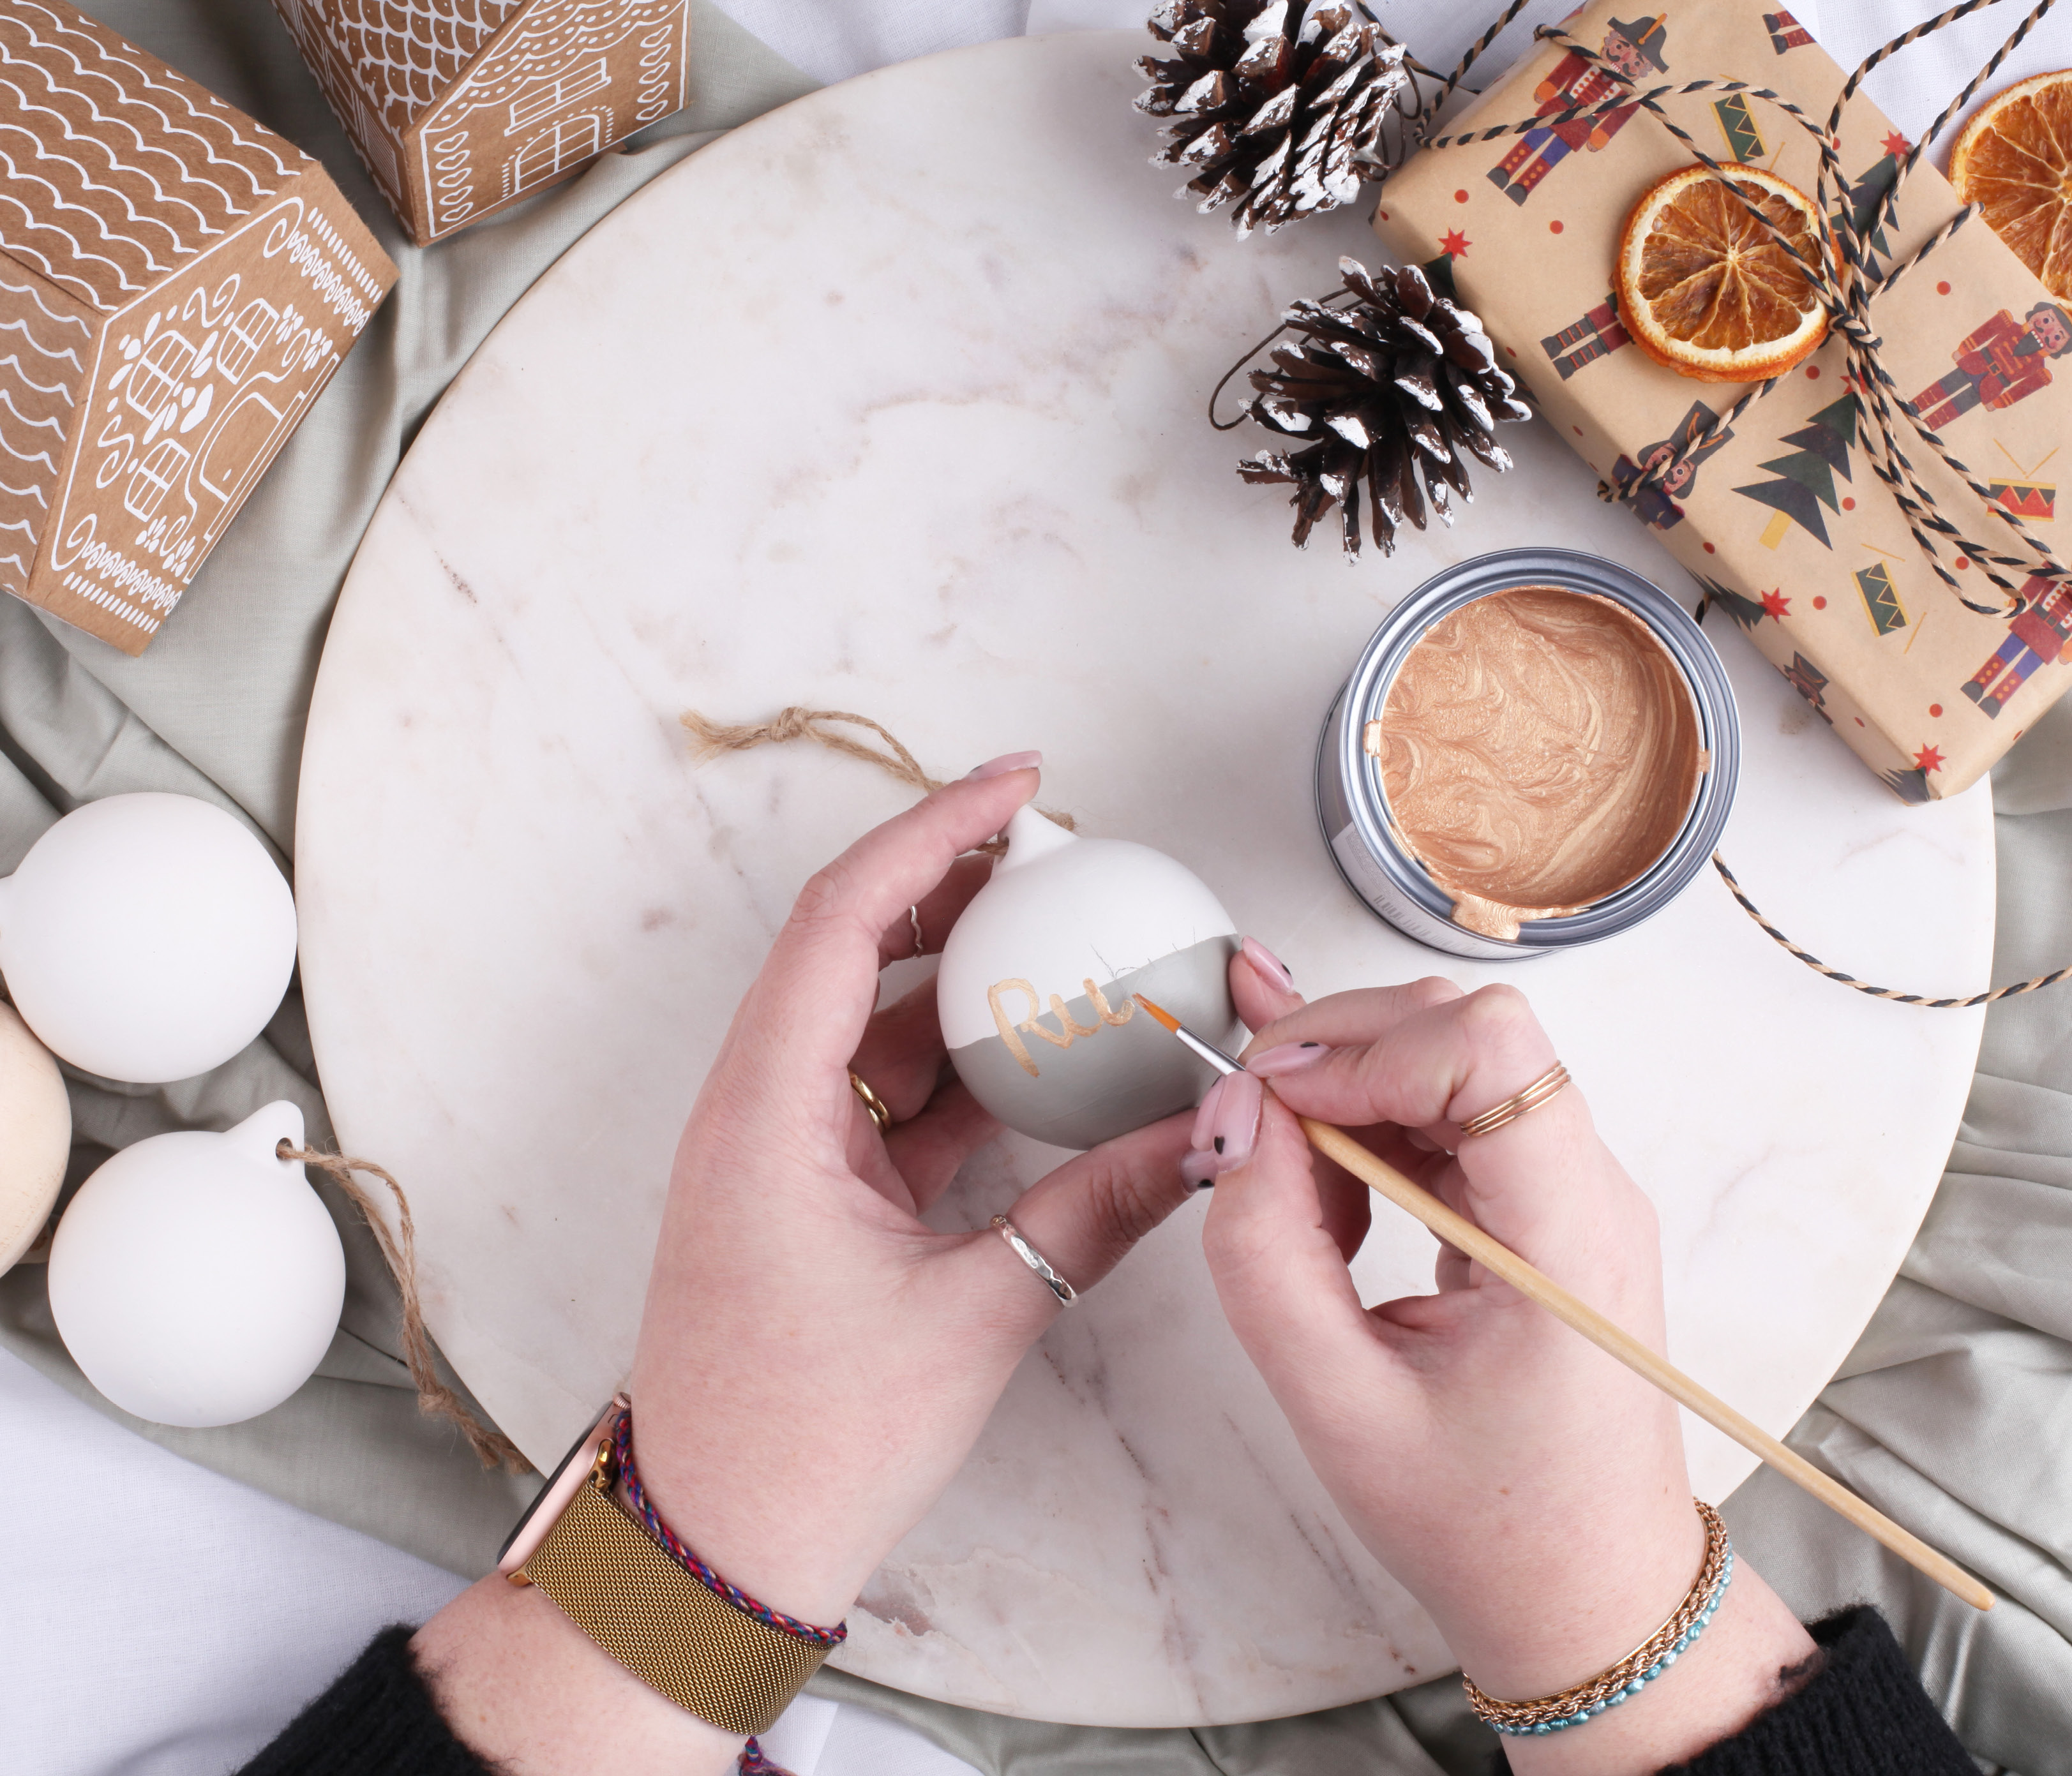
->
0, 1003, 70, 1273
937, 806, 1240, 1149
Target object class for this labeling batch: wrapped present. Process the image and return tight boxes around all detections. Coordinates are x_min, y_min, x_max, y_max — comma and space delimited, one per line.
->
0, 0, 396, 655
269, 1, 693, 246
1370, 0, 2072, 801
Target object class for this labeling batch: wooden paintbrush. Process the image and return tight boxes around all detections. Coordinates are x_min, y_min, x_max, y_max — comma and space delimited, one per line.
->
1132, 992, 1992, 1612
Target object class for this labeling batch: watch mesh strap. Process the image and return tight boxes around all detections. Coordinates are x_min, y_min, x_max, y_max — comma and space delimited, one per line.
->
520, 1476, 830, 1736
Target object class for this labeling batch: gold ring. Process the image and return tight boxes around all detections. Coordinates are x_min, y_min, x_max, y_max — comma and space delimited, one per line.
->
1459, 1061, 1570, 1139
848, 1070, 892, 1133
908, 904, 926, 958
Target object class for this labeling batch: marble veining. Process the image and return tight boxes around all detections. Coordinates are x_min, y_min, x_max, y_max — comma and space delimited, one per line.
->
295, 33, 1995, 1728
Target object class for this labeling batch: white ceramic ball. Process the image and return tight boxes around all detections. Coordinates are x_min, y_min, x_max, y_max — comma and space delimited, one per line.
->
0, 793, 297, 1082
47, 1101, 345, 1427
937, 805, 1241, 1149
0, 1002, 70, 1273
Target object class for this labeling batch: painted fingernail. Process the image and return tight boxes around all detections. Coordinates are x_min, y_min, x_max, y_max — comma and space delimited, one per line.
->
1182, 1149, 1220, 1191
968, 750, 1042, 780
1209, 1070, 1263, 1168
1241, 936, 1295, 993
1190, 1083, 1220, 1154
1247, 1041, 1330, 1078
1404, 1127, 1441, 1152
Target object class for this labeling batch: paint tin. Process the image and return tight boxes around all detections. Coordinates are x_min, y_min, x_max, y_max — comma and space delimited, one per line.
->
1316, 547, 1740, 960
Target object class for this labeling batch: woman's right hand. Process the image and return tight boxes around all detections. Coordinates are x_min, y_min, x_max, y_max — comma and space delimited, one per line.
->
1196, 955, 1819, 1773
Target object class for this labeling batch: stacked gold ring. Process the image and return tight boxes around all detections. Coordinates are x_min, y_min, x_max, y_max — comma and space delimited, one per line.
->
847, 1070, 892, 1133
1459, 1061, 1570, 1140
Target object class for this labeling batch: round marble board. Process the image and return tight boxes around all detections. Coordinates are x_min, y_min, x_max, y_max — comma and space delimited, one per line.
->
297, 31, 1993, 1730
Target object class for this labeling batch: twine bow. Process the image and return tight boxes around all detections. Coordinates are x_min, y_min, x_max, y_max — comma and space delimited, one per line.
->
1409, 0, 2068, 618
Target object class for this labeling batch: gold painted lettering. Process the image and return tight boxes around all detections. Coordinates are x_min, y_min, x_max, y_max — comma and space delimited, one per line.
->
987, 976, 1134, 1076
1085, 981, 1135, 1027
989, 980, 1045, 1077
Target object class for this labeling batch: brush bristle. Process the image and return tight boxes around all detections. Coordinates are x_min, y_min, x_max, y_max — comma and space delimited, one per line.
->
1132, 993, 1182, 1033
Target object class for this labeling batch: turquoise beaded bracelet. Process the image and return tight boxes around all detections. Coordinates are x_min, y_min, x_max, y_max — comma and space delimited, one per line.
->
1462, 1498, 1733, 1737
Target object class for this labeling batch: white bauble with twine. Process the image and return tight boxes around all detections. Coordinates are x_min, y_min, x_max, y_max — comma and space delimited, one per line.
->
937, 805, 1242, 1150
0, 1002, 70, 1273
0, 793, 297, 1083
47, 1101, 345, 1427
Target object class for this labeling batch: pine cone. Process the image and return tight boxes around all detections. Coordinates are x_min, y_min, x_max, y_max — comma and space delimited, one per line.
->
1137, 1, 1408, 237
1236, 258, 1534, 557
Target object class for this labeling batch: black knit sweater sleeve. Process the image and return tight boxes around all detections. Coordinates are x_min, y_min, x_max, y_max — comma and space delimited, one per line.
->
237, 1625, 492, 1775
239, 1606, 1974, 1775
1655, 1605, 1975, 1775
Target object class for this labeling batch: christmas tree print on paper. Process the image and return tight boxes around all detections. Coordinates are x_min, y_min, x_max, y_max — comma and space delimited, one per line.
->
1487, 15, 1668, 207
1881, 764, 1932, 803
1908, 303, 2072, 432
1988, 444, 2057, 521
1735, 394, 1858, 549
1835, 133, 1911, 261
1542, 294, 1630, 380
1962, 574, 2072, 719
1780, 651, 1833, 722
1713, 93, 1765, 162
1854, 560, 1907, 637
1764, 10, 1814, 52
1695, 575, 1786, 632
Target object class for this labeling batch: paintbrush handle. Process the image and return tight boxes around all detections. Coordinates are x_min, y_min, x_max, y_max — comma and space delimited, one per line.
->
1296, 1117, 1993, 1614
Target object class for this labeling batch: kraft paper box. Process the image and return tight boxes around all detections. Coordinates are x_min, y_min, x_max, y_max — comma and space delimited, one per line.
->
1371, 0, 2072, 802
0, 0, 396, 656
269, 1, 693, 246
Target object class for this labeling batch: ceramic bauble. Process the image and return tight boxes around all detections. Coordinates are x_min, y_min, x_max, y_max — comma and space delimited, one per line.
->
0, 794, 297, 1082
937, 806, 1241, 1149
0, 1003, 70, 1273
48, 1101, 345, 1427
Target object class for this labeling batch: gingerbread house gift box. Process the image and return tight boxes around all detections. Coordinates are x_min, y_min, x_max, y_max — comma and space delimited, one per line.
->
267, 1, 693, 246
0, 0, 395, 656
1370, 0, 2072, 802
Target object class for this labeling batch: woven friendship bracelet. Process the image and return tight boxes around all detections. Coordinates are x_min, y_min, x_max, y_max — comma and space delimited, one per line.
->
1462, 1500, 1732, 1736
612, 1411, 847, 1648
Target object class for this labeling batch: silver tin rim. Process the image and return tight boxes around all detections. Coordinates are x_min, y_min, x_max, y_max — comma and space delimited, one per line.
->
1316, 547, 1741, 959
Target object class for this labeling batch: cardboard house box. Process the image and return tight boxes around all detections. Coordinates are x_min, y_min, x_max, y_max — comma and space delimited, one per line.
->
268, 0, 693, 246
0, 0, 396, 655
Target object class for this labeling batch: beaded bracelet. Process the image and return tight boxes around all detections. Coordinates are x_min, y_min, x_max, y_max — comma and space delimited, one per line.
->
611, 1410, 846, 1775
1461, 1499, 1733, 1737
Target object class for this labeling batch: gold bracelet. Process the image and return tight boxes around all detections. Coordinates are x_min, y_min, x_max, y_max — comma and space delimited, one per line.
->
1461, 1500, 1732, 1737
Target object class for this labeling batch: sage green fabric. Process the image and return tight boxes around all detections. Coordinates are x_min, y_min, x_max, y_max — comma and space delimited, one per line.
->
1, 3, 2067, 1771
0, 0, 818, 1581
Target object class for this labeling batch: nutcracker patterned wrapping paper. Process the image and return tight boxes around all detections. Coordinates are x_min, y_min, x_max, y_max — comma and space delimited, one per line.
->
1370, 0, 2072, 801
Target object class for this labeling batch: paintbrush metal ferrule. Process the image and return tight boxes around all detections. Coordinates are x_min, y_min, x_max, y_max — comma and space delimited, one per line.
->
1132, 994, 1245, 1076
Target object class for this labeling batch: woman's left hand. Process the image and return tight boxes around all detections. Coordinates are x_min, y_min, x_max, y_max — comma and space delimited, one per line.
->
416, 759, 1196, 1771
621, 755, 1197, 1625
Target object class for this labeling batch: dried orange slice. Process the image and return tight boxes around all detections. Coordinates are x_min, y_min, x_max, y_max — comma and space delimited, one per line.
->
1949, 69, 2072, 299
1616, 163, 1831, 384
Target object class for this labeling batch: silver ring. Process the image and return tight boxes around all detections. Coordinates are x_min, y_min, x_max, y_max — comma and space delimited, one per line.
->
908, 904, 926, 958
990, 1214, 1076, 1304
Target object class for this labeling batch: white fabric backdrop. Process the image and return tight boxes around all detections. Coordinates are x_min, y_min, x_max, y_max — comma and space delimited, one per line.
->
9, 1, 2066, 1771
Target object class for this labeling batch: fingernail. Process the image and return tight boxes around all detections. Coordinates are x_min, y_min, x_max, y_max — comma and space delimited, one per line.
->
1404, 1127, 1441, 1152
1209, 1070, 1263, 1168
1190, 1083, 1220, 1154
968, 750, 1042, 780
1181, 1149, 1219, 1191
1241, 936, 1295, 993
1247, 1041, 1329, 1078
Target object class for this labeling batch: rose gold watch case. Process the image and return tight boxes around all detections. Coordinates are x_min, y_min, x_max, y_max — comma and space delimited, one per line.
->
497, 1392, 628, 1579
